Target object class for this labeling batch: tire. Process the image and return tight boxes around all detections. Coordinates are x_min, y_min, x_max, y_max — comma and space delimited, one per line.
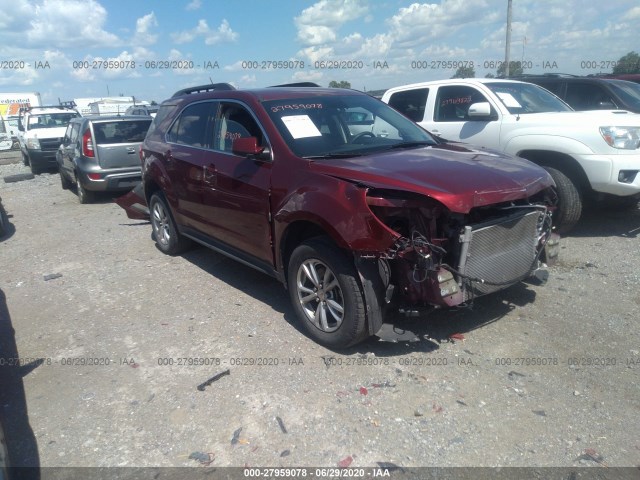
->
59, 166, 72, 190
75, 172, 95, 204
149, 192, 191, 255
287, 236, 369, 348
544, 166, 582, 234
28, 157, 41, 175
22, 151, 29, 166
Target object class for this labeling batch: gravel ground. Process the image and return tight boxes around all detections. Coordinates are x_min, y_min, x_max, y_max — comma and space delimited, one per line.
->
1, 150, 639, 472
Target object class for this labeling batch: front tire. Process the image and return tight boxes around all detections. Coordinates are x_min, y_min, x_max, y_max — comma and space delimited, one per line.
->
59, 165, 72, 190
149, 193, 191, 255
544, 166, 582, 234
288, 237, 369, 348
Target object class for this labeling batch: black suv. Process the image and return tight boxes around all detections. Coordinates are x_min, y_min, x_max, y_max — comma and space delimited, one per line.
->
511, 74, 640, 113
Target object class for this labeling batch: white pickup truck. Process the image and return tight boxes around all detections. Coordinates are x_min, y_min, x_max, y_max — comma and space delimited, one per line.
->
381, 78, 640, 231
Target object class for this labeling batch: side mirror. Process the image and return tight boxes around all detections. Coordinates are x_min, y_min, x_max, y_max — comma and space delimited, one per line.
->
232, 137, 270, 160
467, 102, 492, 118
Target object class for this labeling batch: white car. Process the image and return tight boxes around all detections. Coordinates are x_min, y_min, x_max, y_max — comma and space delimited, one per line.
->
382, 78, 640, 231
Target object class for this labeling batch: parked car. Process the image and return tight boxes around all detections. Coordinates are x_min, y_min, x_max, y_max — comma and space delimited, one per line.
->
382, 78, 640, 232
56, 115, 152, 203
510, 74, 640, 113
125, 105, 158, 117
17, 105, 80, 174
117, 82, 558, 348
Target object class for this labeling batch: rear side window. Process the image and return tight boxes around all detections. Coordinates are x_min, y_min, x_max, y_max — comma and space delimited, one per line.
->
166, 102, 213, 147
93, 120, 152, 145
565, 83, 616, 110
387, 88, 429, 122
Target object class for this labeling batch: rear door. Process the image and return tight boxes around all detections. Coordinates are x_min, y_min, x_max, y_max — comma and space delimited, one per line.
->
93, 118, 152, 168
200, 101, 273, 265
60, 122, 80, 176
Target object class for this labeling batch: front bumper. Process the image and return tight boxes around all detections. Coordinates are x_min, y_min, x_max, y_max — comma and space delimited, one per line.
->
26, 149, 58, 168
575, 152, 640, 196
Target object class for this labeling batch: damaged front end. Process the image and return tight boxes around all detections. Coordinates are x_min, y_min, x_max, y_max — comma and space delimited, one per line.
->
359, 188, 558, 318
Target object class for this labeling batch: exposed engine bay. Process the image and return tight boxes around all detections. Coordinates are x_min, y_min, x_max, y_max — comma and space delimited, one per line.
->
363, 188, 559, 313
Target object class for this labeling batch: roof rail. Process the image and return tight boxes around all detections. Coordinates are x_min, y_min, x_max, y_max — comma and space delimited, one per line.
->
171, 83, 236, 98
268, 82, 321, 88
24, 105, 77, 111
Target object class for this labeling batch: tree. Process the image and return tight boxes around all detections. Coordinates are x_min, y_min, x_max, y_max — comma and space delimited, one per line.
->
329, 80, 351, 88
485, 73, 495, 78
613, 51, 640, 74
497, 60, 524, 77
451, 65, 476, 79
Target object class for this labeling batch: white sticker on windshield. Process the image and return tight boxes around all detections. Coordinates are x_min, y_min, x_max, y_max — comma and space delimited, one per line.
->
496, 92, 522, 108
281, 115, 322, 139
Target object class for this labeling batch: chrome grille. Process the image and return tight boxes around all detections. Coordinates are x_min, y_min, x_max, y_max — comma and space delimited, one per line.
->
457, 210, 541, 300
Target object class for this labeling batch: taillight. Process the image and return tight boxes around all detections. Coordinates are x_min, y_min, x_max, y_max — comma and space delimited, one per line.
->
82, 129, 94, 157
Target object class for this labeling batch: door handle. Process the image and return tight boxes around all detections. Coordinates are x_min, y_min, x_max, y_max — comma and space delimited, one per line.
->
430, 129, 441, 136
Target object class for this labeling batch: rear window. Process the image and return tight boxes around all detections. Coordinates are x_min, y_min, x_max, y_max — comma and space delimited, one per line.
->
93, 120, 152, 144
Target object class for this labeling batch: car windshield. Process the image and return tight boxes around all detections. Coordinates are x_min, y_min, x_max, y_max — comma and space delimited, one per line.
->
608, 80, 640, 110
29, 113, 79, 129
263, 94, 437, 158
485, 82, 572, 114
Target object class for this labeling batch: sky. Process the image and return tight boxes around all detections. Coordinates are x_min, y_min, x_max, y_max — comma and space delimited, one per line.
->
0, 0, 638, 104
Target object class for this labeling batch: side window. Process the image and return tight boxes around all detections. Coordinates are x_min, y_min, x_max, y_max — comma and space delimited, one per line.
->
69, 122, 80, 144
388, 88, 429, 122
535, 81, 562, 96
166, 102, 212, 147
434, 86, 488, 122
213, 102, 265, 153
565, 83, 615, 110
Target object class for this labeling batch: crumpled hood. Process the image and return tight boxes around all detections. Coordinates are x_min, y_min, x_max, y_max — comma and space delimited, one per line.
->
309, 142, 554, 213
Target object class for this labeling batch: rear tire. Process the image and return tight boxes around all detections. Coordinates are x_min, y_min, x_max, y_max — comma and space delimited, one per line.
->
287, 236, 369, 348
149, 192, 191, 255
544, 166, 582, 234
75, 173, 95, 204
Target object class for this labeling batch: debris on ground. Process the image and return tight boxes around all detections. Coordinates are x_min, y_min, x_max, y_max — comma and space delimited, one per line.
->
231, 427, 242, 445
275, 416, 288, 434
448, 333, 465, 342
43, 273, 63, 281
576, 448, 608, 466
359, 386, 368, 396
338, 455, 353, 468
280, 449, 290, 457
197, 369, 230, 391
188, 451, 215, 466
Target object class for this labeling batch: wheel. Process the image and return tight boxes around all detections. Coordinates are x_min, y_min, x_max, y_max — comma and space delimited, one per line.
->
350, 131, 376, 143
544, 166, 582, 234
287, 236, 369, 348
75, 172, 95, 204
28, 157, 41, 175
59, 165, 73, 190
149, 192, 191, 255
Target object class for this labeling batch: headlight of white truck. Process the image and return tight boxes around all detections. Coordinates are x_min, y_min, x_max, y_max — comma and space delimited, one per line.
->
600, 126, 640, 150
26, 137, 41, 150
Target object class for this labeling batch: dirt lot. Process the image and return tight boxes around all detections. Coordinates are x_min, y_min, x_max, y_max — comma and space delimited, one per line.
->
1, 150, 639, 473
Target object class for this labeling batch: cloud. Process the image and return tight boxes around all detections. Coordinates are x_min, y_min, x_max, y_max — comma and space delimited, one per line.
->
171, 19, 238, 45
24, 0, 121, 48
133, 12, 158, 46
295, 0, 369, 46
185, 0, 201, 10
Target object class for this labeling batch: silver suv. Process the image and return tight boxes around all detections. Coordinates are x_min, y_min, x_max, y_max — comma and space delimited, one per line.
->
56, 115, 152, 203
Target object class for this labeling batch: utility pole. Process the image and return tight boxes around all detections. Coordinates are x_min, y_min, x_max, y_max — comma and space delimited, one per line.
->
505, 0, 512, 77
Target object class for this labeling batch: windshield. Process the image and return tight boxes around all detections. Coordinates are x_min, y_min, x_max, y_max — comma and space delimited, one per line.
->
263, 94, 437, 158
608, 80, 640, 111
29, 112, 80, 129
486, 82, 572, 114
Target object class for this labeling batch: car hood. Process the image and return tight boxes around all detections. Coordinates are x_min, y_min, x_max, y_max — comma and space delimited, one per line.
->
310, 143, 554, 213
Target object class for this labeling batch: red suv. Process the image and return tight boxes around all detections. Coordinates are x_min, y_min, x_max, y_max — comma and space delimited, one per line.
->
118, 83, 558, 348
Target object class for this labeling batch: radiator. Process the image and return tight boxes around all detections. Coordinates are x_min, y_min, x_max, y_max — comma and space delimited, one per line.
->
457, 210, 542, 300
